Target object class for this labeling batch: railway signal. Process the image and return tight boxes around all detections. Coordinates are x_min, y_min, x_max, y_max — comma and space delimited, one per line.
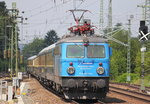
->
139, 20, 150, 41
138, 20, 149, 91
139, 31, 150, 41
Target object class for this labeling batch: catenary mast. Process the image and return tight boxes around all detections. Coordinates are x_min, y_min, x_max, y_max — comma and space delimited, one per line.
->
99, 0, 104, 34
108, 0, 112, 33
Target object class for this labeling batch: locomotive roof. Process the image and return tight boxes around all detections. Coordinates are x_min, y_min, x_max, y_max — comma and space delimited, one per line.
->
57, 34, 108, 44
27, 55, 37, 60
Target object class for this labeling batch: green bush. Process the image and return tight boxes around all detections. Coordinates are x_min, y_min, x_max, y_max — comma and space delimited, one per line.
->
145, 75, 150, 87
116, 73, 139, 83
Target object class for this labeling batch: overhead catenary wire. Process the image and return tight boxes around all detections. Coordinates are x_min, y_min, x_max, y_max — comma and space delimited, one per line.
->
24, 1, 53, 13
24, 0, 100, 35
58, 0, 97, 24
24, 0, 87, 39
24, 0, 72, 13
21, 0, 142, 44
26, 0, 72, 19
53, 0, 88, 33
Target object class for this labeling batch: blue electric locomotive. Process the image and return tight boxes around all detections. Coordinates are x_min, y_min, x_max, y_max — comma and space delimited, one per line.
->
27, 35, 112, 99
27, 9, 112, 100
58, 36, 111, 99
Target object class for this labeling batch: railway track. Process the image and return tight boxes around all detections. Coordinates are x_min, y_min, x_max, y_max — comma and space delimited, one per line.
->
35, 77, 150, 104
97, 100, 106, 104
37, 78, 80, 104
109, 85, 150, 103
70, 100, 106, 104
110, 82, 150, 92
71, 100, 80, 104
0, 73, 9, 78
31, 76, 107, 104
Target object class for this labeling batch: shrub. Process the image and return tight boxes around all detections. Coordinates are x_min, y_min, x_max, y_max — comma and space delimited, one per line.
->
116, 73, 139, 83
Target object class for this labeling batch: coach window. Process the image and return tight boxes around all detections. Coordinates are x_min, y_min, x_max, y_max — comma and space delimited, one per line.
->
67, 45, 84, 58
54, 46, 60, 55
47, 52, 54, 65
87, 45, 105, 58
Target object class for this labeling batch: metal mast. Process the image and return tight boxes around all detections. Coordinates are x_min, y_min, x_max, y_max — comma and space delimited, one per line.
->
137, 0, 150, 25
127, 17, 132, 82
140, 0, 150, 91
126, 13, 134, 83
10, 23, 14, 78
12, 2, 19, 77
137, 0, 150, 91
108, 0, 112, 33
99, 0, 104, 34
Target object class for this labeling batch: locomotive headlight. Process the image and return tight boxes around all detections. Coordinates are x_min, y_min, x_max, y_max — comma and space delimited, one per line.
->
96, 67, 105, 74
67, 67, 75, 74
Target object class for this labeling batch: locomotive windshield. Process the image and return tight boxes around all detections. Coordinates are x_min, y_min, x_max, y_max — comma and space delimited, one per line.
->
67, 45, 84, 58
87, 45, 105, 58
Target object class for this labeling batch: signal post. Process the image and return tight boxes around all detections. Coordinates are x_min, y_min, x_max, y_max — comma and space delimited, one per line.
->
139, 20, 150, 91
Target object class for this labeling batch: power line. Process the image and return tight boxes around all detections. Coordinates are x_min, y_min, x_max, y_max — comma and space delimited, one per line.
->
24, 1, 52, 13
26, 0, 72, 19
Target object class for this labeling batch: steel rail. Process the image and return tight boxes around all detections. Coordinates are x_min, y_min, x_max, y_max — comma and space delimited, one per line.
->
110, 82, 150, 92
97, 100, 106, 104
110, 86, 150, 103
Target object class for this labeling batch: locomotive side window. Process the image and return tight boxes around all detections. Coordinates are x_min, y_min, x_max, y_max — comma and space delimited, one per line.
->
87, 45, 105, 58
67, 45, 84, 58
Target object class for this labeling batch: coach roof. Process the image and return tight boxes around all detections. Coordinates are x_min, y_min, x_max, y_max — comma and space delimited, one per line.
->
38, 43, 56, 55
27, 55, 37, 60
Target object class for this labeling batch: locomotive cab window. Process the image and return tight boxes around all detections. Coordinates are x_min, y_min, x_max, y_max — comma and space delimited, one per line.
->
87, 45, 105, 58
67, 45, 84, 58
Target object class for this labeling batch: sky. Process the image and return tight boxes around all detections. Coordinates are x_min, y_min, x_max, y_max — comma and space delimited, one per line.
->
1, 0, 144, 44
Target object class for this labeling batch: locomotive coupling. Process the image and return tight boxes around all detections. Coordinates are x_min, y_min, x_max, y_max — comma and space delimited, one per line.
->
83, 80, 89, 87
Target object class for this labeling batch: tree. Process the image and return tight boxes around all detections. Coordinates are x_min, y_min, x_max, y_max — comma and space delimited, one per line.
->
113, 23, 123, 31
0, 1, 11, 72
109, 24, 141, 80
135, 43, 150, 75
22, 38, 45, 59
130, 38, 140, 72
109, 29, 128, 79
103, 23, 123, 34
0, 1, 8, 16
109, 23, 149, 84
44, 30, 60, 47
22, 30, 60, 60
